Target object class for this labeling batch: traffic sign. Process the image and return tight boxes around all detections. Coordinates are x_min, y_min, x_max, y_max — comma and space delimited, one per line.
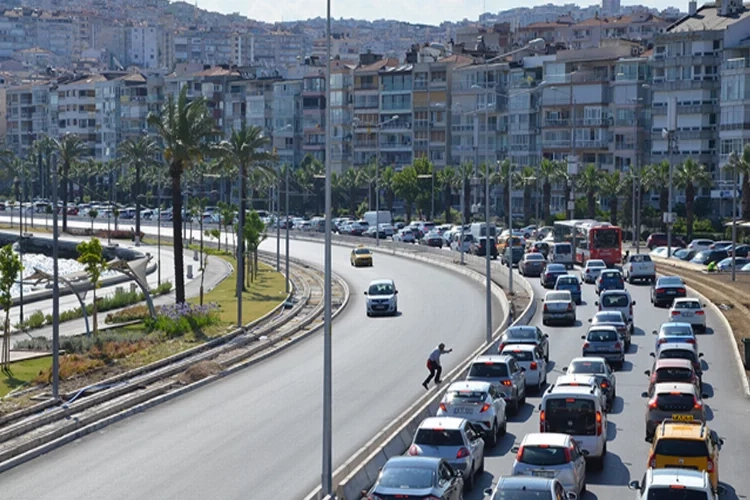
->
663, 212, 677, 224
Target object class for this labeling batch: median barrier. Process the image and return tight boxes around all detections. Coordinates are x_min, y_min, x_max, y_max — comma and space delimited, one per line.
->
295, 232, 536, 500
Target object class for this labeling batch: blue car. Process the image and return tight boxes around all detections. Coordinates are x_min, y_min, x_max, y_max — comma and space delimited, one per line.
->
555, 274, 582, 304
716, 256, 750, 271
595, 269, 625, 295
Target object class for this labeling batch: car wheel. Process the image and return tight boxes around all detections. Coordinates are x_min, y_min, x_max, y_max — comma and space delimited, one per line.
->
366, 312, 371, 317
488, 423, 498, 447
464, 465, 474, 491
499, 418, 507, 436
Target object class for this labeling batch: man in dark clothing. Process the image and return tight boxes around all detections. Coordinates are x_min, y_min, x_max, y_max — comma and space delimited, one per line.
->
422, 343, 452, 389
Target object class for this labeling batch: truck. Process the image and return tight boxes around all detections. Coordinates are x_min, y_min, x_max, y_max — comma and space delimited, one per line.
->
363, 211, 392, 229
621, 253, 656, 283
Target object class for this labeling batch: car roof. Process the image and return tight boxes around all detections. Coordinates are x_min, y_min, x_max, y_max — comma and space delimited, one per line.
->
368, 279, 394, 286
570, 356, 607, 364
646, 468, 709, 488
554, 374, 598, 386
502, 344, 538, 353
658, 421, 708, 440
496, 475, 554, 490
587, 325, 620, 333
557, 274, 578, 281
673, 298, 700, 304
507, 325, 536, 334
419, 416, 465, 430
586, 259, 606, 266
659, 322, 694, 331
474, 355, 513, 364
385, 456, 441, 468
599, 289, 629, 296
547, 263, 566, 270
547, 385, 597, 397
654, 358, 694, 369
446, 381, 492, 392
521, 432, 571, 447
653, 382, 698, 394
658, 342, 698, 352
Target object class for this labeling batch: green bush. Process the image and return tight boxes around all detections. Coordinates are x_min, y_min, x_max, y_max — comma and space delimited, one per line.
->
105, 305, 151, 324
144, 303, 220, 338
187, 244, 232, 257
14, 310, 45, 330
13, 335, 52, 351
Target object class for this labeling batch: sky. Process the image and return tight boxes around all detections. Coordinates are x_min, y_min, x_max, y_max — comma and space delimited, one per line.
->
198, 0, 671, 25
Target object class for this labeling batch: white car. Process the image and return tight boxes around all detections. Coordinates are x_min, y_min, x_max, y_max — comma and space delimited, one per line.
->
550, 374, 607, 411
622, 253, 656, 283
501, 343, 548, 392
511, 432, 588, 496
437, 380, 507, 446
595, 290, 635, 334
364, 279, 398, 317
629, 468, 726, 498
687, 239, 714, 252
542, 290, 577, 326
581, 259, 607, 283
668, 298, 707, 333
393, 228, 416, 243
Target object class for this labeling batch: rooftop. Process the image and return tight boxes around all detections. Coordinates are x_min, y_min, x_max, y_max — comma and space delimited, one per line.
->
668, 4, 750, 32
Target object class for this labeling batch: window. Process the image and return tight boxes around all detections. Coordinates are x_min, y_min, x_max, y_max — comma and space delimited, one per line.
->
415, 429, 464, 446
469, 362, 508, 377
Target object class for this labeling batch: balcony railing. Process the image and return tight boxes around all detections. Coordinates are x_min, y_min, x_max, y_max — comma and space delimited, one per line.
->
353, 139, 377, 148
544, 118, 570, 127
723, 57, 750, 71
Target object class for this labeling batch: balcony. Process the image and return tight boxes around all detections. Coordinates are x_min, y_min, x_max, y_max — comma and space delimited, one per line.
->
353, 139, 377, 148
380, 120, 411, 130
354, 83, 378, 91
542, 139, 570, 149
544, 118, 570, 128
380, 139, 413, 150
720, 122, 750, 131
413, 80, 428, 90
722, 57, 750, 71
577, 139, 610, 149
652, 103, 716, 115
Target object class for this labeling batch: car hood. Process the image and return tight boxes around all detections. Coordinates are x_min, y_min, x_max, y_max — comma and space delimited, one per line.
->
368, 294, 395, 300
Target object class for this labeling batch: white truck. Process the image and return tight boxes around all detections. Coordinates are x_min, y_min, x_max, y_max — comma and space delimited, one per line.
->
622, 253, 656, 283
363, 211, 392, 229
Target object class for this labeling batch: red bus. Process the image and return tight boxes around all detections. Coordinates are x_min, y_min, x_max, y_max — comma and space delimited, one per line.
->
553, 220, 623, 267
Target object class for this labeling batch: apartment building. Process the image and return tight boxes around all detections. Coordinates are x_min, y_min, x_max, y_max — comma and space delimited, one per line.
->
5, 80, 57, 159
0, 8, 82, 61
329, 61, 354, 173
271, 79, 303, 167
301, 72, 327, 163
378, 64, 414, 169
173, 27, 234, 66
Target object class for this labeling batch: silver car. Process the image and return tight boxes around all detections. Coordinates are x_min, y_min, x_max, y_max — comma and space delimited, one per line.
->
581, 259, 607, 283
364, 279, 398, 317
437, 381, 507, 446
641, 382, 709, 441
466, 355, 527, 415
511, 432, 587, 496
408, 416, 485, 491
668, 298, 707, 333
653, 322, 697, 353
581, 326, 624, 369
542, 290, 576, 326
588, 311, 631, 352
595, 290, 635, 334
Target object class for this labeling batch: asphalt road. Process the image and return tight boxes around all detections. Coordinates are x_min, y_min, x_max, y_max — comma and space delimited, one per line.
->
465, 269, 750, 499
0, 237, 504, 500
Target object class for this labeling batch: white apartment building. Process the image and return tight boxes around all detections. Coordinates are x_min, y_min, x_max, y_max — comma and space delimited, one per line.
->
126, 25, 160, 69
5, 81, 58, 159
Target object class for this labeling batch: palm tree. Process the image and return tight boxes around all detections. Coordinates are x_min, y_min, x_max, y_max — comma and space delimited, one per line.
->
496, 159, 514, 219
119, 136, 159, 237
731, 145, 750, 221
340, 168, 363, 215
515, 166, 537, 226
147, 85, 216, 304
53, 134, 87, 232
380, 166, 396, 213
216, 124, 275, 293
577, 164, 601, 219
456, 162, 474, 224
643, 161, 670, 231
553, 160, 573, 219
437, 165, 457, 223
677, 158, 712, 240
32, 136, 57, 200
537, 158, 560, 223
599, 170, 624, 226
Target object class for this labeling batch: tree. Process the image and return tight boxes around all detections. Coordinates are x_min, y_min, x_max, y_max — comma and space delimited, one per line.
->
456, 162, 474, 224
216, 201, 236, 252
537, 158, 560, 222
340, 168, 363, 215
380, 166, 396, 214
495, 159, 514, 219
119, 136, 159, 238
643, 161, 670, 231
244, 211, 267, 284
392, 166, 420, 222
147, 84, 217, 304
32, 136, 57, 200
53, 134, 87, 232
515, 166, 537, 225
552, 160, 573, 218
0, 244, 22, 372
77, 238, 108, 335
577, 164, 601, 219
677, 158, 712, 241
437, 165, 457, 223
730, 145, 750, 221
600, 170, 624, 227
88, 208, 98, 230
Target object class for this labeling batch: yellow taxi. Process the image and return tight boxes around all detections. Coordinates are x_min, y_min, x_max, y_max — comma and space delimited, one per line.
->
647, 420, 723, 490
350, 245, 373, 267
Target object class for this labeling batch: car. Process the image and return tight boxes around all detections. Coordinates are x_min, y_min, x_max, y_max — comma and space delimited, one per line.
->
588, 310, 631, 351
437, 381, 507, 446
642, 382, 709, 441
729, 244, 750, 257
581, 326, 624, 370
688, 239, 715, 252
562, 357, 616, 412
483, 475, 578, 500
542, 290, 577, 326
651, 246, 681, 258
421, 230, 445, 248
669, 298, 707, 333
501, 245, 524, 267
497, 325, 550, 361
548, 375, 607, 412
519, 252, 546, 277
539, 384, 608, 470
595, 290, 635, 334
364, 279, 398, 317
595, 269, 625, 295
622, 253, 656, 283
541, 263, 569, 288
691, 249, 729, 266
648, 233, 686, 250
650, 343, 705, 387
470, 236, 497, 258
709, 240, 733, 250
510, 433, 587, 496
393, 228, 416, 243
548, 242, 574, 269
645, 358, 701, 395
646, 420, 723, 491
581, 259, 607, 283
466, 355, 527, 415
365, 456, 464, 500
628, 468, 726, 498
672, 248, 697, 261
654, 322, 697, 352
529, 241, 550, 259
501, 344, 548, 392
716, 256, 750, 271
408, 417, 485, 491
554, 275, 582, 305
651, 276, 687, 307
349, 245, 373, 267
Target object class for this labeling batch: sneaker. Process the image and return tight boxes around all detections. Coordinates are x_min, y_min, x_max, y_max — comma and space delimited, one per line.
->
435, 379, 442, 384
422, 382, 428, 390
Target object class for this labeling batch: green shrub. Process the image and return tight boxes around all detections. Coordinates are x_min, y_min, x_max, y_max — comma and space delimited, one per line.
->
144, 302, 220, 338
13, 335, 52, 351
14, 310, 45, 330
105, 304, 151, 324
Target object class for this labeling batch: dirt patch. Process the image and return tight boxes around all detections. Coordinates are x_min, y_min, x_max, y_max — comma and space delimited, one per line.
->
176, 361, 222, 385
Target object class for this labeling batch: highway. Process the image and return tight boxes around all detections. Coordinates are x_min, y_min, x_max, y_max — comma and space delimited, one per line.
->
0, 237, 504, 500
466, 269, 750, 499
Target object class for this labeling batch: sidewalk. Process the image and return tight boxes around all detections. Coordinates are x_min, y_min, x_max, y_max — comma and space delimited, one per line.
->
5, 250, 232, 362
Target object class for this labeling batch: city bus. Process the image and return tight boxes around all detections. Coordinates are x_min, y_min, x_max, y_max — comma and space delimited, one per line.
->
553, 219, 623, 267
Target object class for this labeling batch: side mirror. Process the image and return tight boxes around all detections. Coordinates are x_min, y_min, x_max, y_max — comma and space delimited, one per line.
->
562, 366, 568, 372
511, 446, 520, 453
719, 438, 725, 446
644, 370, 651, 376
581, 335, 586, 339
394, 290, 399, 294
652, 330, 658, 335
628, 480, 641, 491
538, 404, 542, 410
699, 352, 704, 357
363, 291, 368, 295
702, 393, 709, 399
580, 449, 590, 456
566, 493, 578, 500
544, 334, 549, 338
716, 485, 727, 496
520, 367, 526, 372
456, 470, 463, 477
587, 318, 592, 323
594, 301, 599, 306
641, 391, 649, 398
703, 303, 707, 307
649, 352, 656, 357
483, 487, 492, 496
540, 298, 545, 302
632, 301, 636, 306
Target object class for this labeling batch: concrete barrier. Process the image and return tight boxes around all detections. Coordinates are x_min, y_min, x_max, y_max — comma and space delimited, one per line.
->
296, 232, 537, 500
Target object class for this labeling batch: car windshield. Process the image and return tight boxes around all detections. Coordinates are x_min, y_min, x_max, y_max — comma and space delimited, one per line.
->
378, 466, 435, 489
629, 254, 652, 262
504, 350, 533, 361
545, 398, 597, 435
659, 349, 698, 363
659, 277, 684, 287
526, 254, 544, 261
601, 294, 628, 307
674, 301, 701, 310
355, 248, 371, 255
646, 489, 708, 500
547, 265, 566, 272
595, 312, 623, 323
654, 438, 709, 457
655, 367, 694, 383
555, 244, 572, 254
655, 393, 695, 411
546, 292, 571, 301
507, 328, 536, 340
587, 260, 606, 268
569, 360, 606, 374
414, 428, 464, 446
661, 326, 693, 337
601, 271, 621, 279
492, 491, 553, 500
588, 329, 618, 341
368, 283, 394, 295
468, 362, 509, 378
557, 277, 578, 286
519, 445, 569, 466
592, 228, 619, 249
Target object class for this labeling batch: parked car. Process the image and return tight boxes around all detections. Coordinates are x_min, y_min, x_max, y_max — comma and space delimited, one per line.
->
687, 239, 714, 252
716, 256, 750, 271
690, 249, 728, 266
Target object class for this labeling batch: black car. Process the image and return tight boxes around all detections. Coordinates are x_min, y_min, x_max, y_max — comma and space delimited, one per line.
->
541, 263, 568, 288
471, 236, 498, 258
650, 276, 686, 307
690, 249, 728, 266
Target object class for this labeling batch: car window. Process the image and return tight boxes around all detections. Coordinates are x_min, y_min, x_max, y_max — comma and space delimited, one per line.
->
526, 254, 544, 261
469, 362, 509, 377
508, 328, 537, 340
661, 326, 693, 337
631, 254, 652, 262
378, 466, 435, 488
659, 277, 684, 286
588, 260, 606, 268
368, 283, 394, 295
588, 329, 618, 341
659, 349, 697, 363
446, 390, 487, 404
655, 438, 709, 457
655, 367, 694, 382
415, 429, 464, 446
547, 292, 571, 301
504, 349, 533, 362
596, 312, 623, 323
569, 360, 605, 374
354, 248, 371, 255
601, 294, 629, 307
492, 491, 554, 500
519, 445, 569, 466
601, 271, 621, 279
646, 488, 708, 500
558, 277, 578, 285
674, 301, 700, 310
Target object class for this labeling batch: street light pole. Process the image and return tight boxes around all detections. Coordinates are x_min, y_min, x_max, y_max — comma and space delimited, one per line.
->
157, 178, 162, 286
666, 130, 676, 258
508, 161, 514, 294
485, 162, 492, 344
51, 154, 60, 400
276, 176, 281, 272
285, 166, 290, 294
732, 163, 738, 282
18, 175, 24, 327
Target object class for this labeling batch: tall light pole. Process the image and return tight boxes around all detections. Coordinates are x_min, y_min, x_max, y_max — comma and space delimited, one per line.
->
664, 96, 678, 258
730, 154, 739, 281
508, 160, 514, 294
51, 154, 60, 400
630, 97, 643, 250
285, 165, 290, 294
15, 176, 24, 327
484, 162, 492, 343
321, 0, 333, 494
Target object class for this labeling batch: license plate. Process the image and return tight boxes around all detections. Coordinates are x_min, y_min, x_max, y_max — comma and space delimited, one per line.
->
596, 347, 609, 351
374, 306, 387, 310
681, 312, 694, 317
672, 414, 694, 421
532, 470, 555, 478
667, 290, 676, 295
453, 407, 473, 415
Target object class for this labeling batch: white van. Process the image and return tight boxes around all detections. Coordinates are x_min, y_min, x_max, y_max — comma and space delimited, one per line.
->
539, 384, 608, 470
549, 242, 574, 269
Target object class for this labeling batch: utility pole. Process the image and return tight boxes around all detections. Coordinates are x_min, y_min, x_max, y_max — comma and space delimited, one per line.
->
665, 96, 678, 258
51, 154, 60, 400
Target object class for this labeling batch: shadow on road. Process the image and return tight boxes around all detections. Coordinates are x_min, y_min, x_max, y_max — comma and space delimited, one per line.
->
702, 382, 714, 398
702, 327, 715, 336
509, 402, 535, 423
718, 482, 743, 500
606, 420, 617, 441
632, 327, 647, 336
586, 450, 631, 486
487, 431, 517, 457
609, 396, 626, 415
627, 344, 640, 355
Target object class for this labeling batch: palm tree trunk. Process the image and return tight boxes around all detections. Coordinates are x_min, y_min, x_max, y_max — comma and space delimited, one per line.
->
610, 196, 619, 227
542, 181, 551, 222
587, 191, 596, 219
563, 182, 571, 217
463, 181, 471, 223
659, 187, 669, 231
685, 182, 695, 240
62, 162, 69, 232
742, 175, 750, 221
135, 163, 141, 237
171, 165, 186, 304
444, 186, 452, 223
523, 189, 531, 225
238, 163, 247, 293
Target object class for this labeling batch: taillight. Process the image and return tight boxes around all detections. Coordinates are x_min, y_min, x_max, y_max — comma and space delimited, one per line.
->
671, 310, 680, 315
614, 342, 622, 350
707, 458, 715, 472
564, 447, 572, 463
648, 398, 658, 409
596, 411, 602, 436
658, 338, 667, 344
600, 381, 608, 389
529, 362, 538, 370
655, 288, 665, 294
456, 447, 470, 459
439, 403, 447, 412
502, 380, 512, 386
648, 452, 656, 468
539, 410, 546, 432
677, 288, 686, 294
408, 444, 420, 456
498, 343, 505, 353
583, 342, 590, 348
543, 304, 549, 312
480, 403, 491, 413
694, 397, 703, 410
685, 339, 696, 344
567, 303, 573, 311
696, 310, 705, 315
515, 445, 525, 461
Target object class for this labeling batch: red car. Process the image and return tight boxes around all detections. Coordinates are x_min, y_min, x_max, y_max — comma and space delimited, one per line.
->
646, 233, 686, 250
